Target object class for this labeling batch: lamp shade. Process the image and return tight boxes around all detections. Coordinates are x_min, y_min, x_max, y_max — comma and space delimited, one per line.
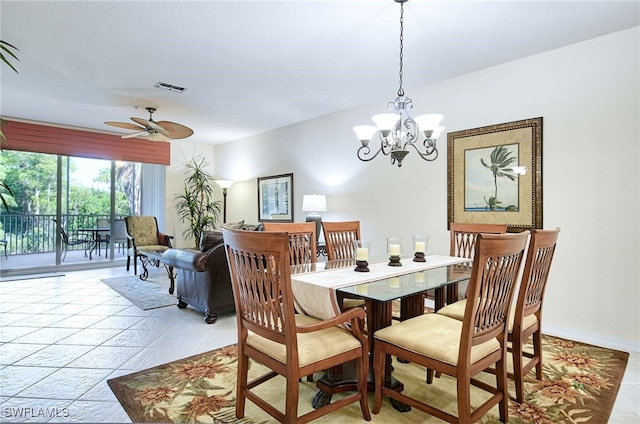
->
302, 195, 327, 212
214, 180, 234, 189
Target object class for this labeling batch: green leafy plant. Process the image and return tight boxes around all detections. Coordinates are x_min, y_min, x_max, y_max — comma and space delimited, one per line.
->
175, 156, 222, 248
1, 40, 19, 211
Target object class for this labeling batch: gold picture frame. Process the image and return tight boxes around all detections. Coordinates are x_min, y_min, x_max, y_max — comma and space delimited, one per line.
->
447, 117, 542, 231
258, 173, 294, 222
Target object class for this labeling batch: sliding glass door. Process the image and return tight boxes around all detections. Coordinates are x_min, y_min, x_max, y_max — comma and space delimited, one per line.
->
0, 151, 149, 274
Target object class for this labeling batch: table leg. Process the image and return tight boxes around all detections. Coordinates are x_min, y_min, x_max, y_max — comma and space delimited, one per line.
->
139, 255, 151, 280
313, 299, 408, 412
163, 264, 175, 294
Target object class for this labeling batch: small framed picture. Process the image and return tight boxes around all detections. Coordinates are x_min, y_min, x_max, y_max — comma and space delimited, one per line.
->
257, 173, 294, 222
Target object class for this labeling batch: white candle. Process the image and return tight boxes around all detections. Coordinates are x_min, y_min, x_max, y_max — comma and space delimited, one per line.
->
356, 247, 369, 261
389, 244, 400, 256
414, 241, 426, 253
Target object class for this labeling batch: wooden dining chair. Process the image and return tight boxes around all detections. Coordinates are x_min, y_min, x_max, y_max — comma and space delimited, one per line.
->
221, 228, 371, 424
437, 228, 560, 403
372, 231, 529, 423
322, 221, 361, 261
433, 222, 508, 309
262, 222, 317, 265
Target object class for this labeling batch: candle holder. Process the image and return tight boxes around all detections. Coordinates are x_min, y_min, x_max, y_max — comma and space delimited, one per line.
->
386, 237, 403, 267
353, 240, 371, 272
413, 234, 428, 262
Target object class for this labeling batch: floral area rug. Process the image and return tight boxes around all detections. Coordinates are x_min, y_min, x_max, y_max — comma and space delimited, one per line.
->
108, 335, 629, 423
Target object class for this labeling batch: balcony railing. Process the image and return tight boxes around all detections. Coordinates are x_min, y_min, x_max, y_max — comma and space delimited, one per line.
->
0, 214, 126, 256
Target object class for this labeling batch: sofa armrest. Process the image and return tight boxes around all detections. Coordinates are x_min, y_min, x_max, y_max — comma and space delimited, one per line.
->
162, 248, 207, 272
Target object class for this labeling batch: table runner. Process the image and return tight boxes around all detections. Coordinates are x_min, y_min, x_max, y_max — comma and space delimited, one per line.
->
291, 254, 470, 320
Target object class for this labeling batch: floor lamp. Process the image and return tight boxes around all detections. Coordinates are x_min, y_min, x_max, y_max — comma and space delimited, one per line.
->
302, 194, 327, 243
214, 180, 234, 223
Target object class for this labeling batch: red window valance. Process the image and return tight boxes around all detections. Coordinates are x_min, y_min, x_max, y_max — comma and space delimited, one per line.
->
2, 119, 170, 165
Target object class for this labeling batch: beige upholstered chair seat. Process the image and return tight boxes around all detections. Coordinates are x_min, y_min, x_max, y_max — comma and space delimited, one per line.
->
374, 313, 500, 366
247, 314, 362, 368
438, 299, 539, 332
134, 245, 171, 254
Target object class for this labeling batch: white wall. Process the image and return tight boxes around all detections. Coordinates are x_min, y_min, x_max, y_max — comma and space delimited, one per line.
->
180, 28, 639, 352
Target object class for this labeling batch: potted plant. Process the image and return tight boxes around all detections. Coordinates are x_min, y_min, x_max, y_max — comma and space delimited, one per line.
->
175, 156, 222, 249
1, 40, 19, 211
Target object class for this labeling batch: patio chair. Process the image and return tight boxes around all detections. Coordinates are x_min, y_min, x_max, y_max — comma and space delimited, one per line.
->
112, 218, 128, 254
96, 218, 111, 257
54, 220, 92, 261
124, 215, 174, 275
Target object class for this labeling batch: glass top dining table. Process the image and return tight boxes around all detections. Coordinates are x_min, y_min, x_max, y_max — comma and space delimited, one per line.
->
290, 254, 472, 320
289, 254, 472, 411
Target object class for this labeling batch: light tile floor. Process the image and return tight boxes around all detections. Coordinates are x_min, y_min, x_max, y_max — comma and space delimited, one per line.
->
0, 267, 638, 423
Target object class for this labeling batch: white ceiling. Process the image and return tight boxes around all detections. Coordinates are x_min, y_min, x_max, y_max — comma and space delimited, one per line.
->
1, 0, 638, 146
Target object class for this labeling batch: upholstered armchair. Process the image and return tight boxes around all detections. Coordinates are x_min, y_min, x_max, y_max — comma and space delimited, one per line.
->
124, 215, 173, 275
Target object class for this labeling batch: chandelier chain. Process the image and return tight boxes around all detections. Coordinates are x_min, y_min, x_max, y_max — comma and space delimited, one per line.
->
398, 2, 405, 97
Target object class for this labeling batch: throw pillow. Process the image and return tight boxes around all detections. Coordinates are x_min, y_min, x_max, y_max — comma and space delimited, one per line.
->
220, 220, 244, 230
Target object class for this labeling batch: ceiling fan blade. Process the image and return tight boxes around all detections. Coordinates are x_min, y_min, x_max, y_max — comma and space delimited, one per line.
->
104, 121, 145, 131
121, 130, 149, 139
147, 132, 172, 142
130, 117, 152, 128
157, 121, 194, 139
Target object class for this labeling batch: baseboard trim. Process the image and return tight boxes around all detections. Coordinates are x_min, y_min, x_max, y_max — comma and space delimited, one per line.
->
543, 323, 639, 353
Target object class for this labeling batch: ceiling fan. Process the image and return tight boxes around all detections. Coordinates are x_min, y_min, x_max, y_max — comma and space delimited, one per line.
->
104, 107, 193, 141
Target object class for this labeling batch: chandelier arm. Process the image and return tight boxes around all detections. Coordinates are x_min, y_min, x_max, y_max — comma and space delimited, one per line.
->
357, 143, 390, 162
403, 140, 439, 162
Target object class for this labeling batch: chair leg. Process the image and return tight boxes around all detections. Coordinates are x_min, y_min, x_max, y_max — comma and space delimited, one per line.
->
357, 351, 371, 420
235, 350, 249, 419
533, 330, 543, 380
284, 375, 299, 423
457, 376, 472, 424
512, 332, 526, 403
126, 256, 131, 271
496, 354, 509, 423
372, 342, 386, 414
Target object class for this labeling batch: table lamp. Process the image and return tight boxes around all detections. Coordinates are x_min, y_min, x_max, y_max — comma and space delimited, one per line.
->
302, 194, 326, 242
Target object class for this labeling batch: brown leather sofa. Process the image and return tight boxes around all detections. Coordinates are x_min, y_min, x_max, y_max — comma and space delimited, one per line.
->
162, 224, 263, 323
162, 230, 235, 324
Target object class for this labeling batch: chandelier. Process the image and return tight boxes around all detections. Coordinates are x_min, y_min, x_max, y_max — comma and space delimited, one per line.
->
353, 0, 444, 168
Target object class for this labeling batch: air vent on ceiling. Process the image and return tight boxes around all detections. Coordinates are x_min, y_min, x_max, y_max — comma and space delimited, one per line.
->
154, 81, 186, 93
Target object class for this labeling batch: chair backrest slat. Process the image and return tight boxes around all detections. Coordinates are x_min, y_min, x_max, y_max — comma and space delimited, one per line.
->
461, 232, 529, 349
516, 228, 560, 320
450, 222, 508, 259
263, 222, 317, 265
223, 229, 296, 347
322, 221, 361, 261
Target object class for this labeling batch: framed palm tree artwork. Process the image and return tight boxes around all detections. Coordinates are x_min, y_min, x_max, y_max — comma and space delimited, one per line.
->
447, 117, 542, 231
